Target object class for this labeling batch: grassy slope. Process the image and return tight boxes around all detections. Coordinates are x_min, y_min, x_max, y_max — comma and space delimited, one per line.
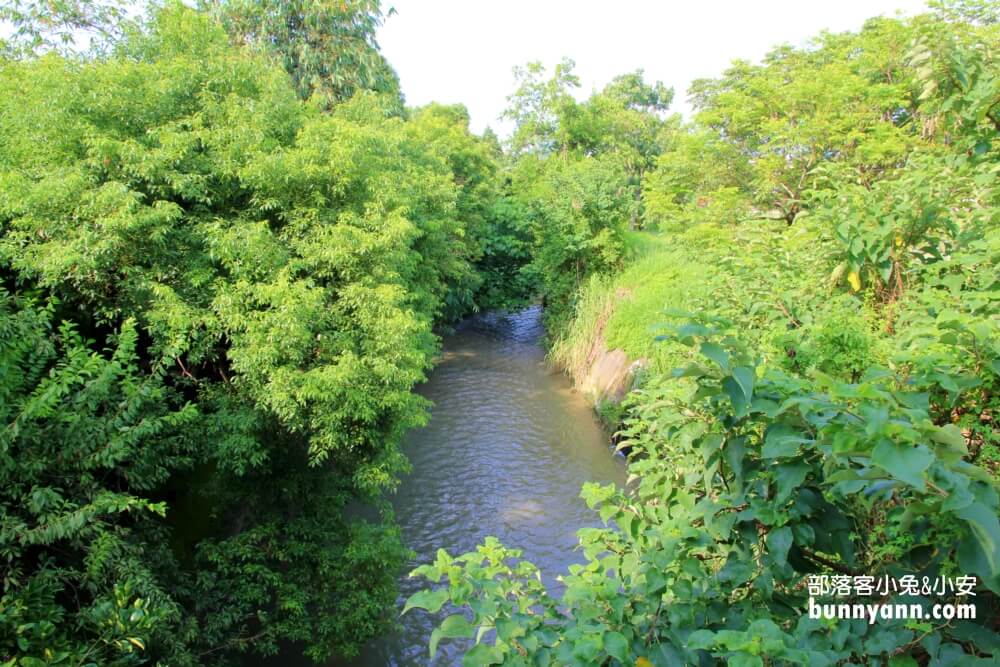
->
552, 218, 843, 378
552, 216, 1000, 476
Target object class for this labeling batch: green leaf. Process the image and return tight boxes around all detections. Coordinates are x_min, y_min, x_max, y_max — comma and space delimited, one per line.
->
604, 630, 629, 662
402, 588, 449, 615
463, 643, 502, 666
948, 621, 1000, 652
700, 433, 725, 463
773, 462, 810, 504
955, 501, 1000, 582
686, 629, 715, 650
724, 436, 746, 489
871, 441, 933, 491
430, 614, 476, 658
731, 366, 754, 404
581, 482, 616, 509
864, 628, 913, 655
572, 635, 602, 662
930, 424, 967, 454
767, 526, 793, 567
722, 376, 748, 418
645, 568, 667, 595
762, 424, 807, 459
496, 617, 525, 642
699, 342, 729, 372
675, 323, 714, 340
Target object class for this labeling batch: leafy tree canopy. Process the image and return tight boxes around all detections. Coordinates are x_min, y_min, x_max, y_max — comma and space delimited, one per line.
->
207, 0, 401, 108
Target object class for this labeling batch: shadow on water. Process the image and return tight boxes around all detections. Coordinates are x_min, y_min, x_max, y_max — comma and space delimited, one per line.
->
257, 306, 626, 666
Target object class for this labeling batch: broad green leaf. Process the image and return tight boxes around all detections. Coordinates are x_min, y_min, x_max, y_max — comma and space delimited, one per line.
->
767, 526, 793, 567
402, 588, 449, 615
430, 614, 476, 658
955, 501, 1000, 582
722, 376, 748, 417
686, 629, 715, 650
930, 424, 967, 454
699, 341, 729, 372
871, 441, 933, 491
724, 436, 746, 489
604, 630, 629, 662
762, 424, 807, 459
463, 643, 502, 666
731, 366, 754, 404
773, 462, 810, 504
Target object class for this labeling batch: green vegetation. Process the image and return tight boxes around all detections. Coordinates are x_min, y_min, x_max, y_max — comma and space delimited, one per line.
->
2, 0, 999, 665
407, 4, 1000, 665
502, 60, 674, 332
0, 2, 529, 664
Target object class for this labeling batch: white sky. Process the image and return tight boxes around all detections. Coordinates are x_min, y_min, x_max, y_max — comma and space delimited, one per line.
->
377, 0, 929, 135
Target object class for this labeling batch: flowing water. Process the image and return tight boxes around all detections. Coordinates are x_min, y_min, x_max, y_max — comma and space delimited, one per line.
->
311, 306, 625, 666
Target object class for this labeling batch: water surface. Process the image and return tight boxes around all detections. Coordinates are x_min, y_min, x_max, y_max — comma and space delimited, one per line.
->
349, 306, 626, 665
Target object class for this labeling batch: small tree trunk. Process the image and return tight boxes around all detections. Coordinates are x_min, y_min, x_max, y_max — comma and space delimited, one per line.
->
630, 171, 643, 230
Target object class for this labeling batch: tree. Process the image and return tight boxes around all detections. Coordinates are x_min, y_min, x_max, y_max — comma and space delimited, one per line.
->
642, 121, 754, 228
930, 0, 1000, 25
503, 58, 581, 156
406, 103, 534, 312
407, 8, 1000, 666
510, 152, 631, 329
690, 18, 920, 223
0, 0, 136, 57
208, 0, 401, 108
0, 292, 195, 666
570, 71, 674, 227
0, 4, 491, 662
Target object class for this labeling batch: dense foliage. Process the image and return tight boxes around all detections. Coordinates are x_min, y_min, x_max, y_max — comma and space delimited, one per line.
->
501, 60, 674, 329
0, 2, 522, 664
408, 4, 1000, 665
0, 0, 136, 56
3, 0, 999, 665
0, 292, 193, 666
208, 0, 401, 108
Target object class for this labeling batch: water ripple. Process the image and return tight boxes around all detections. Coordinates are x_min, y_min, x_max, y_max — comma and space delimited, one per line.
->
337, 306, 625, 666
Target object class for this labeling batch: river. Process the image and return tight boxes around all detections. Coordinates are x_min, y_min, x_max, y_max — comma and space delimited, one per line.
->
305, 306, 625, 666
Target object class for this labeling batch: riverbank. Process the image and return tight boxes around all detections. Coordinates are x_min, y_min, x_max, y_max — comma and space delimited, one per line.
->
549, 220, 827, 421
551, 215, 1000, 475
